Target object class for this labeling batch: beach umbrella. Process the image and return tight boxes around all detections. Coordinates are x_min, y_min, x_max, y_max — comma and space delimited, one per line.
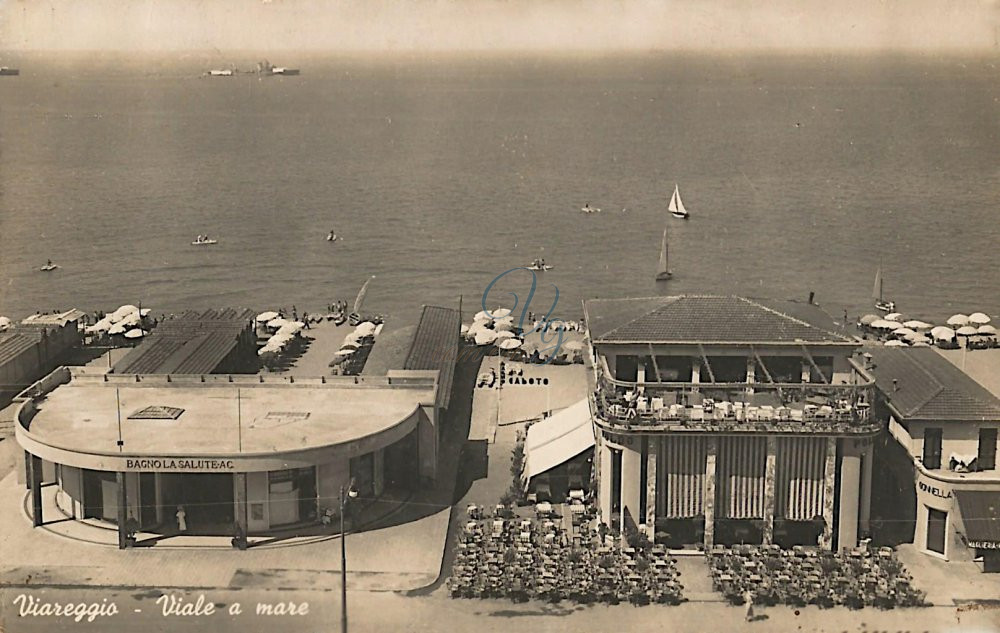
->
859, 314, 880, 326
374, 323, 384, 336
883, 340, 907, 347
947, 314, 970, 326
969, 312, 992, 325
893, 327, 916, 338
123, 329, 146, 339
494, 330, 516, 340
475, 329, 498, 346
119, 312, 141, 327
277, 322, 304, 336
884, 313, 905, 322
267, 317, 289, 329
957, 326, 979, 337
498, 338, 523, 350
493, 316, 515, 332
355, 322, 377, 337
0, 316, 9, 330
904, 331, 928, 344
86, 317, 113, 333
340, 341, 361, 350
258, 346, 280, 356
139, 308, 152, 317
269, 332, 294, 345
474, 308, 512, 321
460, 324, 470, 336
871, 319, 901, 330
109, 323, 128, 335
931, 326, 956, 340
976, 324, 997, 335
912, 341, 931, 347
331, 349, 356, 361
111, 305, 139, 321
902, 320, 932, 330
256, 311, 280, 323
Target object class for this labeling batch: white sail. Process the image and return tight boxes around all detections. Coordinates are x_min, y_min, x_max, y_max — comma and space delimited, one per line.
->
658, 225, 669, 276
873, 266, 883, 301
668, 184, 688, 217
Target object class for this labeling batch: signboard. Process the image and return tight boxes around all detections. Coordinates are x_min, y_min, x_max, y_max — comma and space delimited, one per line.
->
918, 479, 952, 499
125, 458, 236, 472
968, 541, 1000, 550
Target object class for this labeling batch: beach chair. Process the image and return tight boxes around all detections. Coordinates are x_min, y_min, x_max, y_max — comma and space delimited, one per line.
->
651, 397, 664, 411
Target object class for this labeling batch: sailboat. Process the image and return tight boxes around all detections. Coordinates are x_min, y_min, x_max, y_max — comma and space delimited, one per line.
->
655, 224, 672, 281
348, 276, 375, 326
873, 265, 895, 312
668, 184, 689, 219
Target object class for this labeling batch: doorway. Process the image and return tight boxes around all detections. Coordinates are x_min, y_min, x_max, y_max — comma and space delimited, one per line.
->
159, 473, 234, 535
926, 507, 947, 555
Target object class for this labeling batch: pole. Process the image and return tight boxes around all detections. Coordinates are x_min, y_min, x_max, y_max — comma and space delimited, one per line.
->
340, 485, 348, 633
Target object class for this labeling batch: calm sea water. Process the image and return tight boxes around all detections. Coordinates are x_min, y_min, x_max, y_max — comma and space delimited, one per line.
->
1, 53, 998, 326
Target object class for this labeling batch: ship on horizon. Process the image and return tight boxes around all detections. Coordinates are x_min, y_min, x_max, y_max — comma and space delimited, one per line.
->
0, 66, 20, 76
256, 60, 299, 76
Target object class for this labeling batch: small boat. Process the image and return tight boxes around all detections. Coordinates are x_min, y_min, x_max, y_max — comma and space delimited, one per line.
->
581, 204, 601, 214
655, 224, 672, 281
326, 232, 341, 242
0, 67, 19, 76
668, 184, 689, 219
526, 263, 554, 271
207, 69, 233, 77
872, 264, 895, 312
40, 261, 59, 272
192, 236, 218, 245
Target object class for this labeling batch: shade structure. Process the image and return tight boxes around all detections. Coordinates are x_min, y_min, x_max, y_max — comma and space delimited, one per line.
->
256, 311, 280, 323
902, 320, 932, 330
947, 314, 970, 326
110, 305, 139, 322
494, 330, 516, 340
139, 308, 152, 317
969, 312, 992, 325
884, 312, 904, 322
355, 322, 377, 337
258, 345, 280, 356
269, 332, 295, 345
276, 321, 304, 336
492, 317, 515, 332
123, 329, 146, 339
85, 317, 113, 334
266, 317, 289, 329
498, 338, 523, 350
373, 323, 384, 336
332, 348, 356, 359
859, 314, 880, 326
883, 340, 907, 347
893, 327, 917, 338
340, 341, 361, 350
474, 308, 512, 321
108, 323, 128, 335
871, 319, 902, 330
0, 316, 10, 330
977, 324, 998, 335
930, 326, 956, 340
522, 399, 595, 485
904, 331, 928, 343
956, 326, 979, 336
119, 312, 141, 327
474, 329, 498, 346
911, 341, 931, 347
460, 324, 470, 336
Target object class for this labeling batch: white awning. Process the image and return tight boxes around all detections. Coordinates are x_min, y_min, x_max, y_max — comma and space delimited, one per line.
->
522, 399, 594, 484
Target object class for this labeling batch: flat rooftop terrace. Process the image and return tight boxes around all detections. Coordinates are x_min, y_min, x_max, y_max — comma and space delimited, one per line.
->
19, 369, 437, 457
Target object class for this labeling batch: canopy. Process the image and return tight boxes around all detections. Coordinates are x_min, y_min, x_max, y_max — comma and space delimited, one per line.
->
957, 326, 979, 336
332, 348, 356, 359
85, 317, 113, 334
871, 319, 902, 330
276, 321, 304, 336
0, 316, 9, 330
139, 308, 152, 317
947, 314, 970, 326
523, 399, 595, 485
884, 312, 904, 322
977, 324, 998, 335
123, 329, 146, 339
474, 329, 498, 346
893, 327, 916, 338
902, 320, 932, 330
904, 331, 928, 343
883, 340, 907, 347
954, 490, 1000, 548
931, 326, 956, 339
256, 311, 280, 323
859, 314, 880, 326
355, 322, 377, 337
119, 312, 141, 327
494, 330, 516, 340
460, 324, 470, 336
498, 338, 523, 350
108, 323, 128, 335
110, 305, 139, 322
969, 312, 992, 325
474, 308, 512, 322
266, 317, 289, 329
258, 346, 280, 356
374, 323, 384, 336
492, 316, 515, 332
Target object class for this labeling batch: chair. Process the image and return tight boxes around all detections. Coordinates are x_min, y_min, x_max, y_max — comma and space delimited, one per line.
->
691, 405, 704, 421
637, 397, 648, 413
651, 397, 664, 411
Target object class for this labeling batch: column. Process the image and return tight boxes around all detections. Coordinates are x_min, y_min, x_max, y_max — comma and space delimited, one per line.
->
116, 472, 127, 550
233, 473, 249, 549
691, 359, 701, 386
745, 358, 756, 396
838, 441, 861, 551
29, 454, 43, 527
860, 440, 873, 536
820, 437, 837, 550
801, 362, 811, 383
703, 437, 717, 549
24, 451, 32, 490
621, 444, 642, 536
645, 437, 658, 540
598, 437, 612, 524
762, 437, 777, 544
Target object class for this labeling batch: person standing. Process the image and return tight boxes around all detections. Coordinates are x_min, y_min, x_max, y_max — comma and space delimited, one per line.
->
176, 506, 187, 533
744, 589, 754, 622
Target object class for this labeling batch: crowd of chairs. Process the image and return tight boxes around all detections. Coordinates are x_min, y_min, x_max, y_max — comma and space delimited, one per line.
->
708, 543, 927, 609
447, 512, 685, 605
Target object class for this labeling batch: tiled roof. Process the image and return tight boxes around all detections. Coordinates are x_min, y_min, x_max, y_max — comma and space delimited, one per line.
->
0, 331, 43, 366
867, 347, 1000, 422
955, 490, 1000, 545
405, 306, 461, 410
20, 309, 86, 328
585, 296, 854, 345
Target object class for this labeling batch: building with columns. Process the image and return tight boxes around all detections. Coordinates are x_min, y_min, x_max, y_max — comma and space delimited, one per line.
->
583, 295, 879, 551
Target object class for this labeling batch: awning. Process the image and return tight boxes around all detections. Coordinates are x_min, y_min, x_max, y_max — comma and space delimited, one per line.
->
522, 399, 594, 484
955, 490, 1000, 549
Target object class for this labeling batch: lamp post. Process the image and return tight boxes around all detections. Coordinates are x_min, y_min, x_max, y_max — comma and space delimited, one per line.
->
340, 482, 358, 633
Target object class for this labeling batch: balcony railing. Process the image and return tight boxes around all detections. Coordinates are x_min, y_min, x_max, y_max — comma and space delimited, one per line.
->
592, 376, 878, 434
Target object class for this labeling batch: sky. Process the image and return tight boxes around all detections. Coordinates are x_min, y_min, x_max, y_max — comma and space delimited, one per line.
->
1, 0, 998, 53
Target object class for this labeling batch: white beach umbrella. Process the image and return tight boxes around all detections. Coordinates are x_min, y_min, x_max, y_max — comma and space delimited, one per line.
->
123, 329, 146, 339
340, 341, 361, 350
276, 322, 304, 336
474, 308, 512, 322
139, 308, 152, 317
871, 319, 901, 330
108, 323, 128, 335
893, 327, 916, 338
884, 313, 904, 322
373, 323, 384, 336
460, 324, 470, 336
258, 346, 279, 356
494, 330, 516, 340
474, 329, 498, 346
119, 312, 141, 327
859, 314, 880, 326
912, 341, 931, 347
904, 331, 928, 344
493, 316, 515, 332
332, 348, 356, 359
902, 320, 932, 330
0, 316, 9, 331
976, 324, 997, 335
947, 314, 970, 327
883, 340, 907, 347
86, 317, 113, 334
269, 332, 294, 345
355, 322, 377, 336
969, 312, 992, 325
498, 338, 523, 350
930, 326, 956, 340
956, 325, 979, 336
256, 311, 280, 323
267, 317, 289, 329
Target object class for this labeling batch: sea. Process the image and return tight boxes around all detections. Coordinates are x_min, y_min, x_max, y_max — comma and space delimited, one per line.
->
1, 52, 998, 327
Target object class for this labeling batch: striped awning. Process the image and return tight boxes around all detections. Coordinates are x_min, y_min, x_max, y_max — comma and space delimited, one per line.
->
716, 436, 767, 519
955, 490, 1000, 548
659, 436, 708, 518
775, 437, 827, 521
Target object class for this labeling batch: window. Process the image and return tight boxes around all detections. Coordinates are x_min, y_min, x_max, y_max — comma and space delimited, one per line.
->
923, 428, 943, 470
615, 356, 638, 382
978, 428, 998, 471
611, 449, 622, 513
